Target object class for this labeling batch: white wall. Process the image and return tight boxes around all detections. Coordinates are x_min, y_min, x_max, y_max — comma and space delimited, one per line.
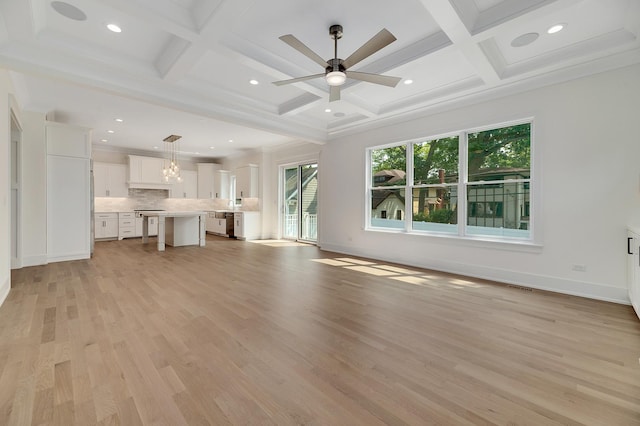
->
21, 111, 47, 266
320, 64, 640, 304
263, 142, 323, 239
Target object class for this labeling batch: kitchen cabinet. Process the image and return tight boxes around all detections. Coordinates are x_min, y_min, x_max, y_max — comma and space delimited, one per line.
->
95, 213, 118, 239
235, 164, 258, 199
206, 212, 228, 236
170, 170, 197, 198
47, 122, 92, 262
94, 162, 128, 197
214, 170, 230, 199
234, 211, 260, 240
135, 217, 158, 237
118, 212, 136, 240
626, 228, 640, 320
128, 155, 171, 190
197, 163, 221, 199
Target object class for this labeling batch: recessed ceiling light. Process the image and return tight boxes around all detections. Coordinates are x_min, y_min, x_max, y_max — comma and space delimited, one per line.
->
100, 139, 108, 142
209, 146, 215, 150
511, 32, 539, 48
325, 108, 331, 113
249, 79, 259, 85
195, 152, 200, 155
107, 23, 122, 33
547, 23, 566, 34
107, 130, 115, 134
228, 139, 233, 143
404, 79, 413, 85
153, 146, 159, 149
51, 1, 87, 21
114, 118, 123, 122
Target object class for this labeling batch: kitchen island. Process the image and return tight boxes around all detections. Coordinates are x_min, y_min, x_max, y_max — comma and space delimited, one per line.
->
138, 211, 206, 252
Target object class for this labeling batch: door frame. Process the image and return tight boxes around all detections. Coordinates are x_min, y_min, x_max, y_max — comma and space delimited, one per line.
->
10, 99, 23, 269
278, 159, 318, 243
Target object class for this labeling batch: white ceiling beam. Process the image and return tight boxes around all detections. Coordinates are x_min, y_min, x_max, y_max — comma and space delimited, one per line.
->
153, 0, 256, 83
418, 0, 501, 85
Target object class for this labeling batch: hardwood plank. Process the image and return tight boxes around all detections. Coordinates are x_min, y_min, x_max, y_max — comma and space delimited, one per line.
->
0, 236, 638, 425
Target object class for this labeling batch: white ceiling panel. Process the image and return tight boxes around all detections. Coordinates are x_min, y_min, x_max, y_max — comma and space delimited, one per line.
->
497, 0, 632, 64
0, 0, 637, 157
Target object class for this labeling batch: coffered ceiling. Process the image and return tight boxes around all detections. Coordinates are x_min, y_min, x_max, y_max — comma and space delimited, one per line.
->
0, 0, 638, 159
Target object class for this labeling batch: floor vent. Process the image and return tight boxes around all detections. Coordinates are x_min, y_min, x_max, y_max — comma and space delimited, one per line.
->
507, 284, 534, 292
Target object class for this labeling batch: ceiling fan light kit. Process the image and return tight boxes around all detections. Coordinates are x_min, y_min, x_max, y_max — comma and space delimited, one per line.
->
274, 24, 401, 101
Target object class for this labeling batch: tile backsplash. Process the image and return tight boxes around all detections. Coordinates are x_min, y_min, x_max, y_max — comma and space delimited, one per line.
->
95, 189, 259, 212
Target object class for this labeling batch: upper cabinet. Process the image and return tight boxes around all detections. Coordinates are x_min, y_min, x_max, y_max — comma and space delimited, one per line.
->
215, 170, 230, 199
170, 170, 197, 199
46, 121, 91, 158
128, 155, 171, 190
197, 163, 221, 199
94, 162, 128, 197
236, 164, 258, 199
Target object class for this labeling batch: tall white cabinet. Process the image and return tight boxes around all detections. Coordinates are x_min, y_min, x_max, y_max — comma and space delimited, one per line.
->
46, 122, 92, 262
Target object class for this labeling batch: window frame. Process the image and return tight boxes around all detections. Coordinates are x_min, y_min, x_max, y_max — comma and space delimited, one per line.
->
365, 118, 537, 247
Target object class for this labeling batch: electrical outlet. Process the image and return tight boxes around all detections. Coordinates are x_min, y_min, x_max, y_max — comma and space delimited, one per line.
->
572, 264, 587, 272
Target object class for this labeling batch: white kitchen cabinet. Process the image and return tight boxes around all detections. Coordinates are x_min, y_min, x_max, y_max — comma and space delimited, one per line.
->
626, 228, 640, 320
95, 213, 118, 239
215, 170, 230, 199
197, 163, 221, 199
128, 155, 171, 190
170, 170, 197, 198
206, 212, 228, 236
118, 212, 136, 240
135, 216, 158, 237
94, 162, 128, 197
47, 122, 92, 262
234, 211, 260, 240
235, 164, 258, 199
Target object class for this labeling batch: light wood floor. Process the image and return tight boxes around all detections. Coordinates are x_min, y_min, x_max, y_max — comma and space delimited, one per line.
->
2, 236, 640, 425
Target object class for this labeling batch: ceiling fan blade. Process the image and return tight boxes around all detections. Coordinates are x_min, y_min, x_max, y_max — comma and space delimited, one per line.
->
329, 85, 340, 102
346, 71, 401, 88
272, 73, 325, 86
279, 34, 328, 68
342, 28, 396, 69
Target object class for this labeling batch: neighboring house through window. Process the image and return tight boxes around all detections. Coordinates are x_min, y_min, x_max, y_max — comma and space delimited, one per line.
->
367, 121, 532, 242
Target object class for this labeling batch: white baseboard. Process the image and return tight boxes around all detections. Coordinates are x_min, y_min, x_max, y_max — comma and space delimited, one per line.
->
320, 243, 630, 305
0, 275, 10, 307
47, 252, 90, 263
21, 255, 48, 267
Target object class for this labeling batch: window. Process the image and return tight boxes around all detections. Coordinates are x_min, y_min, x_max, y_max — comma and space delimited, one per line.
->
367, 121, 532, 241
370, 146, 406, 230
412, 136, 459, 234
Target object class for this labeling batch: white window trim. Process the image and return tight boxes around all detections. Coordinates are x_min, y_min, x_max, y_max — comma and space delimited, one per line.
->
365, 118, 539, 248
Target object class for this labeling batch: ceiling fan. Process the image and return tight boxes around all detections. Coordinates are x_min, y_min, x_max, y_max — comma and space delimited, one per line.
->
273, 24, 402, 102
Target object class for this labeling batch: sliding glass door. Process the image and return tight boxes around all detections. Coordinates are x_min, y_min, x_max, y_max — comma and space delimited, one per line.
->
282, 163, 318, 242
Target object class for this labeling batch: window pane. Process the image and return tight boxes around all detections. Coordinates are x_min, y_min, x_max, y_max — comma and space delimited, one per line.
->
412, 186, 458, 233
468, 123, 530, 182
371, 188, 405, 229
413, 136, 459, 184
467, 182, 530, 238
371, 146, 406, 186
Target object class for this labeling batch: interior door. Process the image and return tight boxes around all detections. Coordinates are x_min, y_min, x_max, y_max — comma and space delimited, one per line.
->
282, 163, 318, 242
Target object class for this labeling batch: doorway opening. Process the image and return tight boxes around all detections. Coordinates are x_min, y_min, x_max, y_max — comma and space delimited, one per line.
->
281, 162, 318, 243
